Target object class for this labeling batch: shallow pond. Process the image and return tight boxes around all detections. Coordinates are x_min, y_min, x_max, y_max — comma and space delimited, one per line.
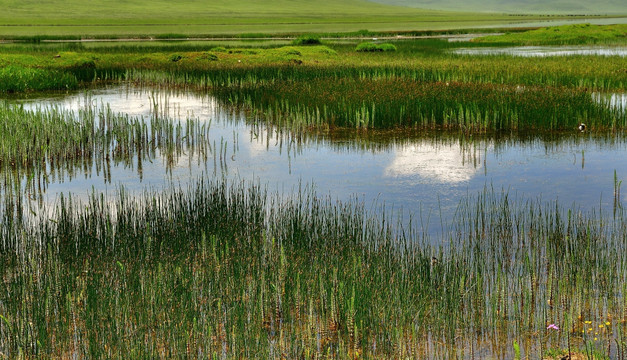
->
9, 85, 627, 236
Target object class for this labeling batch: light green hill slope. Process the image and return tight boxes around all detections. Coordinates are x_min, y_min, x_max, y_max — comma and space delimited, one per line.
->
369, 0, 626, 15
0, 0, 452, 24
0, 0, 619, 37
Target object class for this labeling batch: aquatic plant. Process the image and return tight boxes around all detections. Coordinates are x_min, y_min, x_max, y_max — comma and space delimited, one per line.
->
291, 35, 322, 45
0, 178, 626, 358
0, 98, 212, 195
0, 66, 78, 92
214, 78, 625, 131
2, 40, 626, 94
355, 42, 397, 52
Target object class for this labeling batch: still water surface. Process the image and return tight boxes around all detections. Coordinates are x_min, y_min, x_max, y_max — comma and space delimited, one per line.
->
452, 45, 627, 57
12, 85, 627, 234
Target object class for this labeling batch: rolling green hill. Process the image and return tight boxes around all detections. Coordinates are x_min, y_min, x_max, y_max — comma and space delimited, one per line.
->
369, 0, 627, 15
0, 0, 614, 37
0, 0, 438, 24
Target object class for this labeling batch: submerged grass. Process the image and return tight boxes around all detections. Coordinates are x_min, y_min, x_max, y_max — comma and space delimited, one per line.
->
0, 98, 212, 196
0, 179, 626, 358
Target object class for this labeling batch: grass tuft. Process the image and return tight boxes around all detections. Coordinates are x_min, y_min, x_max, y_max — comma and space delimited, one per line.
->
355, 42, 397, 52
291, 35, 322, 45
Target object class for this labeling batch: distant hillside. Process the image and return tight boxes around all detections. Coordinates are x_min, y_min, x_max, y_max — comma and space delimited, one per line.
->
367, 0, 627, 14
0, 0, 443, 24
0, 0, 619, 37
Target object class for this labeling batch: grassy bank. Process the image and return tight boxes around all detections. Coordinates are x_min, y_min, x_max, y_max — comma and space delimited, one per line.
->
0, 39, 625, 133
0, 0, 491, 27
213, 78, 624, 131
0, 179, 626, 358
0, 28, 509, 43
475, 23, 627, 45
371, 0, 627, 15
1, 39, 625, 93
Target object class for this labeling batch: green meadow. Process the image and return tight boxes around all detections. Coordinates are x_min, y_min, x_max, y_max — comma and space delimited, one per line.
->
475, 23, 627, 45
1, 8, 627, 358
372, 0, 626, 15
0, 0, 620, 37
1, 28, 625, 131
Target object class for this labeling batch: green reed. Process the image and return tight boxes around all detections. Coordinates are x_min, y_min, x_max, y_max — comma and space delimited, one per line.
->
214, 78, 625, 131
0, 179, 626, 358
0, 99, 212, 195
115, 51, 626, 92
4, 39, 625, 93
0, 66, 78, 92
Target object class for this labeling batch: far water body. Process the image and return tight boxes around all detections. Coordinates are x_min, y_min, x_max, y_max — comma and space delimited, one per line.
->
452, 45, 627, 57
10, 85, 627, 237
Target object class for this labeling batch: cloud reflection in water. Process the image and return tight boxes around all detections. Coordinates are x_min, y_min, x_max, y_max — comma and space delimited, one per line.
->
385, 143, 482, 184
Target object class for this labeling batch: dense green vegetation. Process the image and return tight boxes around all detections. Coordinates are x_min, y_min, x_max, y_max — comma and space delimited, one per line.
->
355, 42, 397, 52
1, 30, 625, 132
0, 66, 78, 92
1, 177, 626, 358
215, 78, 624, 131
2, 32, 625, 92
291, 35, 322, 46
475, 23, 627, 45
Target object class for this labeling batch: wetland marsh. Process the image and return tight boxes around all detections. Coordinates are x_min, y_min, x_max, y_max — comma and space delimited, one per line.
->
5, 85, 627, 233
1, 24, 627, 359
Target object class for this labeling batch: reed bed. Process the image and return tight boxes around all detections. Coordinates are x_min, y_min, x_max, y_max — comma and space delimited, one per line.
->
1, 41, 626, 136
3, 40, 626, 94
214, 78, 625, 131
0, 179, 626, 358
0, 99, 212, 196
117, 52, 626, 92
0, 66, 78, 92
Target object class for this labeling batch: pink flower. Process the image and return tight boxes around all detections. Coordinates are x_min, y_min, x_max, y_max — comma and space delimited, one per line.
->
547, 324, 559, 330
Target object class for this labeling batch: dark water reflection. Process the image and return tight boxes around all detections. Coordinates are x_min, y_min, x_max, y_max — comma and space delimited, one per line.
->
7, 85, 627, 235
